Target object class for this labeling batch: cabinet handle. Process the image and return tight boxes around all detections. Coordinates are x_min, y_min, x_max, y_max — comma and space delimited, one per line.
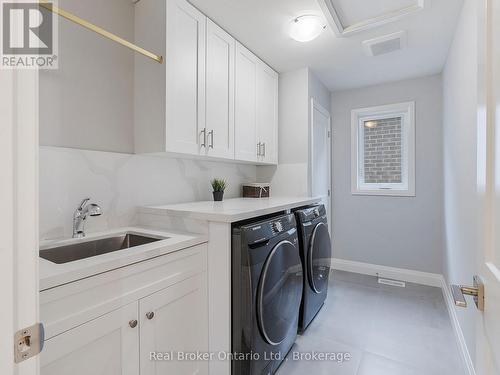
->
262, 143, 266, 157
129, 320, 138, 328
257, 142, 261, 156
209, 130, 214, 149
146, 311, 155, 320
200, 128, 207, 148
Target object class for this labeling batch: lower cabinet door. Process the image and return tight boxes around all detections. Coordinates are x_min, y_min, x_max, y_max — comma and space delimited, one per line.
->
41, 302, 139, 375
140, 274, 208, 375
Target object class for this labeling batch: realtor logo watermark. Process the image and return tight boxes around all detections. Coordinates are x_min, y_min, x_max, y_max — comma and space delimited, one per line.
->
1, 0, 58, 69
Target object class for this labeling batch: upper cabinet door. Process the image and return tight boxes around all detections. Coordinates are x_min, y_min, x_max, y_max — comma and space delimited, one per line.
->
165, 0, 206, 155
235, 43, 258, 162
205, 20, 235, 159
257, 62, 279, 164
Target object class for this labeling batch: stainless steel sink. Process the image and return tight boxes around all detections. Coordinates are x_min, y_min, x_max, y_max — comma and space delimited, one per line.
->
40, 233, 164, 264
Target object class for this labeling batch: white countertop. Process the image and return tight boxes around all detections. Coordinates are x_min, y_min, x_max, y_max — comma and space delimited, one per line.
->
39, 227, 207, 291
140, 197, 321, 223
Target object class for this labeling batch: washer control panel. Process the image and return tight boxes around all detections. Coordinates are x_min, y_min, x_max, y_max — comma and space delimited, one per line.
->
272, 220, 284, 234
241, 213, 297, 246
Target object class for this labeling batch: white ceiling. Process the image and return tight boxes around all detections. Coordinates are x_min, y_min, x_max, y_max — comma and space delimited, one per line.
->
188, 0, 464, 91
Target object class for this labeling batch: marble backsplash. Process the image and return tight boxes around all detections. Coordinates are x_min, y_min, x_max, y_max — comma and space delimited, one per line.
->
40, 146, 257, 240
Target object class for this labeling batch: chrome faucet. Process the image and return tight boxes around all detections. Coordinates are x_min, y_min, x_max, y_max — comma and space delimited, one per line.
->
73, 198, 102, 238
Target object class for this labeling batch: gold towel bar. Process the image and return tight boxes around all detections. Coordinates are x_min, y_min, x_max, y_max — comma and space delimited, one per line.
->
39, 1, 163, 64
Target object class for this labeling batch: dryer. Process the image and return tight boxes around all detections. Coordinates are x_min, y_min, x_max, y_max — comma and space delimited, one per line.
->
232, 213, 303, 375
294, 204, 332, 332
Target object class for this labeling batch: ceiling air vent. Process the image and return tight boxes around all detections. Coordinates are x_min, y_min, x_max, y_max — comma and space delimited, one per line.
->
362, 31, 407, 57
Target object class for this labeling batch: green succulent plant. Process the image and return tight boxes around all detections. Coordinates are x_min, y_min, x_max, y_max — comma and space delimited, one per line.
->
211, 178, 227, 192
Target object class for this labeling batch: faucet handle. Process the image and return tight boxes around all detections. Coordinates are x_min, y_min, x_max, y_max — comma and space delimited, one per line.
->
77, 198, 91, 211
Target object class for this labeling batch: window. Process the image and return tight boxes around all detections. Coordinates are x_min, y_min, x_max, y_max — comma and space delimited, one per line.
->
351, 102, 415, 196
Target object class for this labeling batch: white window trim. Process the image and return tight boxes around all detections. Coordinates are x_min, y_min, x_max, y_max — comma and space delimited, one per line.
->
351, 101, 416, 197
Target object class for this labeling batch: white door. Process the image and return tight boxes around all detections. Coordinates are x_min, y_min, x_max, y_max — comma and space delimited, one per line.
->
0, 69, 39, 375
257, 62, 279, 164
205, 19, 235, 159
140, 275, 208, 375
235, 43, 258, 162
310, 99, 332, 233
165, 0, 206, 155
41, 303, 139, 375
475, 0, 500, 373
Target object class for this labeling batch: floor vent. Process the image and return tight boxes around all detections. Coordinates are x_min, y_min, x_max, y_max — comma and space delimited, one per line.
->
378, 277, 406, 288
363, 31, 407, 57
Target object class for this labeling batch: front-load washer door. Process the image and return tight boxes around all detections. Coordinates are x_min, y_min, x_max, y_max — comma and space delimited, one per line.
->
257, 240, 303, 346
308, 222, 332, 294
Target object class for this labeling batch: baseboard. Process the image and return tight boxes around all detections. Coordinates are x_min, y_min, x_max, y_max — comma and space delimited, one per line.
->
330, 258, 476, 375
330, 258, 443, 287
440, 276, 476, 375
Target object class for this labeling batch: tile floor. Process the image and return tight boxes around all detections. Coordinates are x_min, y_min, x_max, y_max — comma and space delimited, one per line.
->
277, 270, 465, 375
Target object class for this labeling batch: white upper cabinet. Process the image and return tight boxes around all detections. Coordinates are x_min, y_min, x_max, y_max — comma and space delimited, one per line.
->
135, 0, 278, 164
235, 43, 259, 162
235, 43, 279, 164
165, 0, 206, 155
204, 20, 235, 159
257, 62, 279, 164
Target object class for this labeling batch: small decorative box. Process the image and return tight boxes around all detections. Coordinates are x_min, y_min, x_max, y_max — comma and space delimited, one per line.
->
242, 183, 271, 198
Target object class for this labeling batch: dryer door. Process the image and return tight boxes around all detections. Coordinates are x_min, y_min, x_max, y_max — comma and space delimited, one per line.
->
257, 240, 303, 346
308, 222, 332, 294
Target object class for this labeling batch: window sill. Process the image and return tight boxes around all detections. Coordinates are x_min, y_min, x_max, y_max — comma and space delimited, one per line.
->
351, 189, 416, 197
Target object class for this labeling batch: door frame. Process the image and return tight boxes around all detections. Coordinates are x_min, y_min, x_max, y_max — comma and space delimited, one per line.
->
477, 0, 500, 371
309, 98, 332, 230
0, 68, 40, 375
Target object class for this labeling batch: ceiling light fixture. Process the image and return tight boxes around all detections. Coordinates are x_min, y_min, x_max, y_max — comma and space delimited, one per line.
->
289, 15, 326, 42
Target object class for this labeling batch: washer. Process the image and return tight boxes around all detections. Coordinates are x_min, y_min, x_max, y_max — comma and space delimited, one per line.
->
232, 213, 303, 375
294, 204, 332, 333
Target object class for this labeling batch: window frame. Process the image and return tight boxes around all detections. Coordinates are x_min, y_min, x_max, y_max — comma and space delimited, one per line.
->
350, 101, 416, 197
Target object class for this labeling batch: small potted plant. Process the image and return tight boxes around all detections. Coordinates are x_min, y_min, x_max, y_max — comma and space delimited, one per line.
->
211, 178, 227, 201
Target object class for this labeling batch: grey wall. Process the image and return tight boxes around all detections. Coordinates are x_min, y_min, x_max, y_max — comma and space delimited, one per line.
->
331, 74, 444, 273
442, 0, 478, 364
277, 68, 309, 166
308, 69, 331, 112
134, 0, 166, 153
257, 68, 331, 197
40, 0, 136, 153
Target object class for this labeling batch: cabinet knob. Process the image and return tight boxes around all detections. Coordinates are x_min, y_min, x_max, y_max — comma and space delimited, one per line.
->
146, 311, 155, 320
129, 319, 138, 328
